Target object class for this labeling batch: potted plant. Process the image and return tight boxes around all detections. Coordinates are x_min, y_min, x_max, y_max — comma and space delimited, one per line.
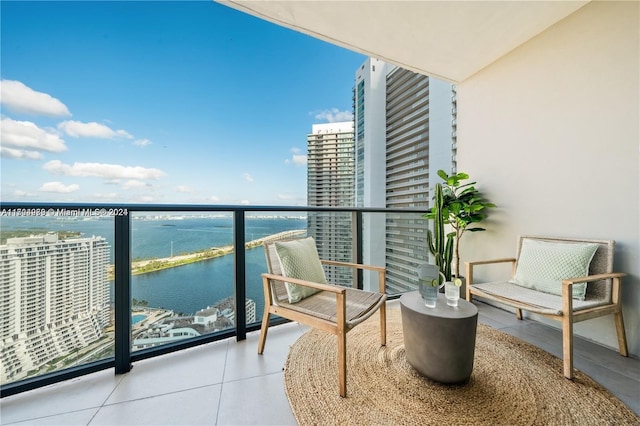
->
425, 170, 495, 282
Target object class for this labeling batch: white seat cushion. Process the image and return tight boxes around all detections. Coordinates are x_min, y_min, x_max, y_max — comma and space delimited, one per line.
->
472, 281, 609, 315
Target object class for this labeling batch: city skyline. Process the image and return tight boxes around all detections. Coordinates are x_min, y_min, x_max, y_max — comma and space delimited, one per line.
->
0, 1, 365, 206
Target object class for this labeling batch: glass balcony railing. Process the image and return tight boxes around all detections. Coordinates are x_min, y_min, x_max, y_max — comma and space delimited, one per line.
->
0, 203, 428, 397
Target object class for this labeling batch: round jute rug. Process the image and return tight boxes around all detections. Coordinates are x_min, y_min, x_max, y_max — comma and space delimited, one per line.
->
284, 308, 639, 426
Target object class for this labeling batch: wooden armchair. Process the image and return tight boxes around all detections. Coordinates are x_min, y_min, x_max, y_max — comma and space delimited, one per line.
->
466, 235, 628, 379
258, 237, 386, 397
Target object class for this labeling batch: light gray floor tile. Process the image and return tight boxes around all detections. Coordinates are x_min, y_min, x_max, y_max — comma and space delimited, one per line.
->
3, 408, 99, 426
216, 373, 295, 426
223, 322, 304, 383
106, 340, 228, 404
91, 385, 221, 425
0, 369, 121, 424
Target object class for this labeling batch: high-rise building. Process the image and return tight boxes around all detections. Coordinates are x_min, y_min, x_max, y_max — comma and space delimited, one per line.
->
0, 233, 110, 383
354, 59, 457, 293
307, 122, 355, 286
354, 58, 393, 291
355, 58, 393, 209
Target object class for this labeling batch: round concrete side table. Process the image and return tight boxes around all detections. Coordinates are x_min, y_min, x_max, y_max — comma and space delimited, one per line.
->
400, 291, 478, 384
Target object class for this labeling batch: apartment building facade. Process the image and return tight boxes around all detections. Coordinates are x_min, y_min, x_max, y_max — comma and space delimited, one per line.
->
306, 122, 356, 286
0, 233, 110, 383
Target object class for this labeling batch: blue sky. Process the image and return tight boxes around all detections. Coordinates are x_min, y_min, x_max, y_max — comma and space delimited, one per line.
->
0, 1, 365, 206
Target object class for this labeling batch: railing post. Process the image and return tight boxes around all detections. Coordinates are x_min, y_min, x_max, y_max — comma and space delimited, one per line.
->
234, 210, 247, 341
114, 214, 132, 374
353, 211, 363, 289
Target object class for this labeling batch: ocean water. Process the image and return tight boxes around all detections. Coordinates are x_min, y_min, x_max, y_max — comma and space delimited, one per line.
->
1, 214, 307, 321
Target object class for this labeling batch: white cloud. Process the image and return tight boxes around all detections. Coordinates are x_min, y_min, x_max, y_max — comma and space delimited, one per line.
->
39, 181, 80, 193
208, 196, 220, 202
177, 185, 194, 193
122, 179, 148, 190
284, 147, 307, 166
240, 200, 250, 205
43, 160, 166, 180
0, 147, 43, 160
243, 173, 254, 183
1, 118, 67, 152
140, 195, 154, 202
314, 108, 353, 123
277, 193, 294, 200
285, 154, 307, 166
0, 80, 71, 117
13, 189, 38, 198
58, 120, 133, 139
134, 138, 151, 147
13, 189, 35, 197
292, 154, 307, 165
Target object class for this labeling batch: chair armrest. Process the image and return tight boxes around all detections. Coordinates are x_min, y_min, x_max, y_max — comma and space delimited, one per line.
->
466, 258, 517, 267
562, 272, 626, 285
320, 260, 386, 293
563, 272, 626, 306
261, 273, 346, 294
320, 259, 385, 273
465, 258, 516, 286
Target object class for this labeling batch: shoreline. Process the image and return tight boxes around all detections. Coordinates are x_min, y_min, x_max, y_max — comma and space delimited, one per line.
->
107, 229, 305, 279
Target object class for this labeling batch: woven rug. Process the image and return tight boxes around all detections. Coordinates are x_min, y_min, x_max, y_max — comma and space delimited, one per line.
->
284, 308, 639, 425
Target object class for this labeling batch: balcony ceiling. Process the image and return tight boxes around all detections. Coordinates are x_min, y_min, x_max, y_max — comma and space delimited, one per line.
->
216, 0, 589, 83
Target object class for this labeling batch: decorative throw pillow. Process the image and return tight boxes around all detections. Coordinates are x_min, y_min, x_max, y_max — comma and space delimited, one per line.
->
274, 237, 327, 303
510, 239, 599, 301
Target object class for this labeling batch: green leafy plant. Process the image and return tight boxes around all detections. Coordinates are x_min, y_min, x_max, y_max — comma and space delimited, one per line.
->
426, 182, 454, 281
425, 170, 495, 278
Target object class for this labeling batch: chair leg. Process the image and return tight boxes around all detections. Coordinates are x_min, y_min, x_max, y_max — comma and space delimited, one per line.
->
257, 309, 270, 355
338, 331, 347, 397
380, 304, 387, 347
562, 316, 574, 379
614, 310, 629, 357
515, 308, 523, 320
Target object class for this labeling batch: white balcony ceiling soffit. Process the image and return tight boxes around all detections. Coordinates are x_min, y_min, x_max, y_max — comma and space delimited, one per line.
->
216, 0, 590, 83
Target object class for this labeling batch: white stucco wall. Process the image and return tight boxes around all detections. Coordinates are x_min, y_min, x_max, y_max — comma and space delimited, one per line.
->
457, 1, 639, 356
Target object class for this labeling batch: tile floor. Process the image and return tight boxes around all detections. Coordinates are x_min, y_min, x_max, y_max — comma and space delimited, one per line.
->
2, 299, 638, 425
